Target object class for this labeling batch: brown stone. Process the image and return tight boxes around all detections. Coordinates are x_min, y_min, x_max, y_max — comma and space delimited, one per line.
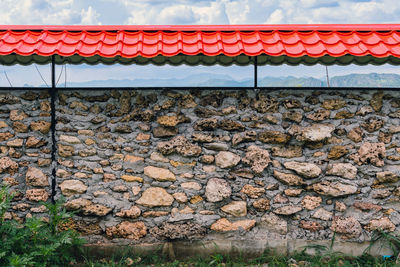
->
282, 111, 303, 123
30, 121, 51, 134
218, 119, 245, 131
221, 201, 247, 217
258, 131, 290, 144
251, 94, 278, 113
26, 136, 47, 148
58, 144, 74, 157
331, 216, 362, 239
192, 133, 213, 143
106, 221, 147, 240
260, 213, 287, 234
232, 131, 257, 146
306, 109, 331, 121
200, 155, 214, 164
311, 181, 357, 197
301, 195, 322, 210
361, 117, 384, 133
205, 178, 231, 202
157, 115, 179, 127
375, 171, 399, 184
326, 163, 357, 179
0, 157, 18, 174
116, 206, 141, 218
153, 126, 178, 137
12, 122, 28, 133
241, 184, 265, 198
121, 175, 143, 183
78, 148, 96, 157
284, 189, 303, 197
334, 110, 354, 119
290, 124, 335, 142
327, 145, 349, 160
0, 132, 13, 141
144, 166, 176, 181
274, 205, 302, 215
65, 198, 92, 210
9, 110, 28, 121
353, 202, 382, 212
322, 99, 346, 110
378, 131, 393, 144
350, 142, 386, 167
26, 189, 49, 202
173, 192, 188, 203
312, 208, 333, 221
370, 91, 384, 112
83, 204, 112, 216
211, 218, 256, 232
365, 217, 395, 232
283, 161, 321, 178
300, 221, 324, 231
193, 118, 218, 131
273, 170, 304, 185
157, 136, 201, 157
242, 145, 271, 174
347, 127, 363, 143
271, 146, 303, 158
2, 177, 18, 186
123, 154, 144, 163
335, 201, 347, 212
59, 180, 88, 196
26, 167, 49, 187
142, 211, 169, 217
215, 151, 240, 169
253, 198, 271, 211
136, 187, 174, 207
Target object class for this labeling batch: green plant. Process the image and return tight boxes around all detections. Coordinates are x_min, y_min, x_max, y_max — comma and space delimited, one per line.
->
0, 185, 85, 267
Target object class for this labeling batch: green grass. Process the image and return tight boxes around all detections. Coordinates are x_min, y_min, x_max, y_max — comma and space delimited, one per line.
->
77, 250, 400, 267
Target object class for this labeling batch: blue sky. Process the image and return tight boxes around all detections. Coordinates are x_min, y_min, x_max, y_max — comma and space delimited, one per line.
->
1, 0, 400, 86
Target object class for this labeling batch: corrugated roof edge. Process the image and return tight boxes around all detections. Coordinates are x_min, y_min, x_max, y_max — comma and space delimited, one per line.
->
1, 24, 400, 31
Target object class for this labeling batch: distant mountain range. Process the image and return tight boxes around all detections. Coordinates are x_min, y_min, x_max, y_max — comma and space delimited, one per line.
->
31, 72, 400, 88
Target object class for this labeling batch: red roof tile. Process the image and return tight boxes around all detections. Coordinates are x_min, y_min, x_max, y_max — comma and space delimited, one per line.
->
0, 25, 400, 59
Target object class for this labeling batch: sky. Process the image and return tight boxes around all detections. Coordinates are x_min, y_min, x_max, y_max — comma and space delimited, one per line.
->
1, 0, 400, 86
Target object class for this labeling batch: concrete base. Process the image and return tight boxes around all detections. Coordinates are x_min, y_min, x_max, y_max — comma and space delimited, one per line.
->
82, 239, 395, 260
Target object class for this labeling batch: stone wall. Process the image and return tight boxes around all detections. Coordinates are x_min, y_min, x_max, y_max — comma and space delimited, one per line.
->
2, 88, 400, 249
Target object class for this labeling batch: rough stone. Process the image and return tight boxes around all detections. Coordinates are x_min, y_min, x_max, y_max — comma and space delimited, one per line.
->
253, 198, 271, 211
65, 198, 92, 210
241, 184, 265, 198
311, 181, 357, 197
301, 195, 322, 210
361, 117, 384, 133
0, 157, 18, 174
218, 119, 245, 131
192, 133, 213, 143
26, 136, 47, 148
150, 222, 206, 240
60, 135, 81, 144
274, 205, 302, 215
157, 115, 179, 127
144, 166, 176, 182
193, 118, 218, 131
251, 94, 278, 113
328, 145, 349, 160
59, 180, 88, 196
82, 204, 112, 216
375, 171, 400, 184
58, 144, 74, 157
273, 170, 304, 185
260, 213, 287, 234
205, 178, 231, 202
242, 145, 271, 174
26, 167, 49, 187
322, 99, 347, 110
153, 127, 178, 137
215, 151, 240, 169
271, 146, 303, 158
181, 182, 202, 191
30, 121, 51, 134
326, 163, 358, 179
136, 187, 174, 207
306, 109, 331, 121
121, 175, 143, 183
365, 217, 395, 232
370, 91, 384, 112
330, 216, 362, 239
312, 208, 333, 221
282, 111, 303, 123
350, 142, 386, 167
353, 202, 382, 212
173, 192, 188, 203
26, 189, 49, 202
157, 136, 201, 157
221, 201, 247, 217
106, 221, 147, 240
116, 206, 141, 218
347, 127, 364, 143
300, 221, 324, 232
232, 131, 257, 146
210, 218, 256, 232
258, 131, 290, 144
291, 124, 335, 142
283, 161, 322, 178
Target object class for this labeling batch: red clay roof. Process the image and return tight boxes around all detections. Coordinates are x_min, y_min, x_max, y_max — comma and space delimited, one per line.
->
0, 24, 400, 59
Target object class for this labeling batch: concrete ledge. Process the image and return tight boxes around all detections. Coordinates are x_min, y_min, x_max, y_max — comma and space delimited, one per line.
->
82, 239, 394, 259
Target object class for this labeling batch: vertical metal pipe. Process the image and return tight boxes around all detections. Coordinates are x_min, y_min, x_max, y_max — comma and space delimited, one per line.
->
254, 56, 258, 88
50, 56, 57, 203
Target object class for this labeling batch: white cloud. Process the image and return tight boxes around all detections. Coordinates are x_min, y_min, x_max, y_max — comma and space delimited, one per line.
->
80, 6, 101, 25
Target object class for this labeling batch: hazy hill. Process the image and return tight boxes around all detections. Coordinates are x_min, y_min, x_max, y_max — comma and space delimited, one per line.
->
43, 72, 400, 88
